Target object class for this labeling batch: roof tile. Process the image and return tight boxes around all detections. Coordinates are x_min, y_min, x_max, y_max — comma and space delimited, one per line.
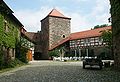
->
49, 26, 111, 50
48, 9, 70, 19
70, 26, 111, 40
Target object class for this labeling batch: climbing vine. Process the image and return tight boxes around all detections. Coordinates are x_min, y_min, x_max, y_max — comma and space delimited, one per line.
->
0, 12, 20, 68
0, 12, 19, 48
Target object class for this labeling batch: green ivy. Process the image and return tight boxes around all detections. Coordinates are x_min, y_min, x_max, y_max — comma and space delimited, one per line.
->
0, 13, 19, 48
0, 13, 4, 45
0, 12, 20, 69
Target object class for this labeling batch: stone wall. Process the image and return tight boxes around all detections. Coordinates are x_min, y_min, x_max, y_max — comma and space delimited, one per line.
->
109, 0, 120, 69
49, 17, 71, 49
40, 16, 71, 59
41, 17, 49, 59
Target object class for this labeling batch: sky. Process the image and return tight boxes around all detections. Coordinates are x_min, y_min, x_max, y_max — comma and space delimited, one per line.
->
4, 0, 111, 33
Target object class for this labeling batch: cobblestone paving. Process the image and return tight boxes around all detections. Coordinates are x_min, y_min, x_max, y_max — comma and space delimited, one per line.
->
0, 61, 120, 82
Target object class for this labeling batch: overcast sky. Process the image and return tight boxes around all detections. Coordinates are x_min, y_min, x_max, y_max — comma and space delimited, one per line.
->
4, 0, 111, 33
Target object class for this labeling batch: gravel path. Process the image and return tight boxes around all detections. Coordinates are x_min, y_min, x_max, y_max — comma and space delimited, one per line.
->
0, 61, 120, 82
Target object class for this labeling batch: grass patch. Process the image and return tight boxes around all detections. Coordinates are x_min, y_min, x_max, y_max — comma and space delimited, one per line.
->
0, 59, 27, 73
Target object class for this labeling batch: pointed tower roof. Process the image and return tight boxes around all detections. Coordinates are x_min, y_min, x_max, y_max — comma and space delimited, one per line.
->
48, 9, 70, 19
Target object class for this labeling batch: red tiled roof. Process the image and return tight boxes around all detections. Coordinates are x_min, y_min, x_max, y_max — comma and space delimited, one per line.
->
70, 26, 111, 40
23, 32, 39, 43
49, 26, 111, 50
48, 9, 70, 19
49, 37, 70, 50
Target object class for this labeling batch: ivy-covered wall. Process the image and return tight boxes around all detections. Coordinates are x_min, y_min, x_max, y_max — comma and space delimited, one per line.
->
109, 0, 120, 69
0, 13, 4, 45
0, 11, 21, 66
0, 12, 20, 48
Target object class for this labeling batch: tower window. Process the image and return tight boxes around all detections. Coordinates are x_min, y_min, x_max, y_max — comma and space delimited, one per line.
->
63, 35, 65, 38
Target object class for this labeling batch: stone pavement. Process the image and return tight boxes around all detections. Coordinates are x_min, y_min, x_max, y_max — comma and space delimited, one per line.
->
0, 60, 120, 82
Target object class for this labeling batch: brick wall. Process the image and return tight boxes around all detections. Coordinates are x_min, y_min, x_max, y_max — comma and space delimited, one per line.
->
109, 0, 120, 69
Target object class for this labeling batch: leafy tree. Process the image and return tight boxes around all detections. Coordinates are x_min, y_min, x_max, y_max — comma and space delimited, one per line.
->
48, 49, 59, 57
94, 24, 109, 29
100, 29, 113, 59
101, 29, 112, 49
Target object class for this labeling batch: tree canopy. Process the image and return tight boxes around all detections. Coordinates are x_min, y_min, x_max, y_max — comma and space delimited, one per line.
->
94, 24, 109, 29
101, 29, 112, 49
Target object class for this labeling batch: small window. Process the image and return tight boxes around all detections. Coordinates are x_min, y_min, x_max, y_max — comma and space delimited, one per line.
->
4, 21, 9, 32
62, 35, 65, 38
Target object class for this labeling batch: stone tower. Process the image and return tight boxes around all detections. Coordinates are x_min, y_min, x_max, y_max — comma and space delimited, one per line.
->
41, 9, 71, 59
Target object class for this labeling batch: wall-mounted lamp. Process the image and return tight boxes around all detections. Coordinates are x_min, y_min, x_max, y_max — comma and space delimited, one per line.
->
108, 17, 112, 23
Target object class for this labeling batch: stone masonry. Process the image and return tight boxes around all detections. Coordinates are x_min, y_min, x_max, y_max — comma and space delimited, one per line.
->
49, 17, 71, 49
40, 9, 71, 59
109, 0, 120, 69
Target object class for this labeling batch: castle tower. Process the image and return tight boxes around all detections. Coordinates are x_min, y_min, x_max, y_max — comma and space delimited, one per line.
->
41, 9, 71, 59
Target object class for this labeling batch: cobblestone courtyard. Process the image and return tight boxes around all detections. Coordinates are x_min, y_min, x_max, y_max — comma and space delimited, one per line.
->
0, 61, 120, 82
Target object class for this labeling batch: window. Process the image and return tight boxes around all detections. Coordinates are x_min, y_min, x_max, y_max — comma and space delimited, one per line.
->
88, 43, 90, 46
95, 43, 98, 45
70, 41, 75, 47
80, 39, 84, 44
84, 43, 87, 46
81, 44, 84, 46
4, 20, 9, 32
77, 40, 80, 44
62, 35, 65, 38
94, 37, 99, 42
90, 38, 94, 42
91, 43, 94, 46
99, 42, 102, 45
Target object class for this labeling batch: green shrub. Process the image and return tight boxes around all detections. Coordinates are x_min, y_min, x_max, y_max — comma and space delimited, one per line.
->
16, 47, 28, 63
3, 58, 25, 68
49, 49, 59, 57
15, 42, 29, 63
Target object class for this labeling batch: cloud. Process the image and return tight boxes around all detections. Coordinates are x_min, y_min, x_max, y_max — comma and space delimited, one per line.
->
14, 6, 53, 32
82, 0, 111, 28
14, 0, 110, 33
64, 12, 90, 33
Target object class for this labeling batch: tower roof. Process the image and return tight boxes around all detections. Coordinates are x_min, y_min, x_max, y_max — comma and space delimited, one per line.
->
48, 9, 70, 19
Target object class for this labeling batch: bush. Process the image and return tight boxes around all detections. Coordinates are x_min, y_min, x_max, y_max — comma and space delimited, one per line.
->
16, 47, 28, 63
1, 58, 25, 69
49, 49, 59, 57
15, 41, 29, 63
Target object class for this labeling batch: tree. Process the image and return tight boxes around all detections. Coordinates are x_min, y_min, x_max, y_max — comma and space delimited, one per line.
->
101, 29, 112, 49
48, 49, 59, 57
94, 24, 109, 29
101, 29, 113, 59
